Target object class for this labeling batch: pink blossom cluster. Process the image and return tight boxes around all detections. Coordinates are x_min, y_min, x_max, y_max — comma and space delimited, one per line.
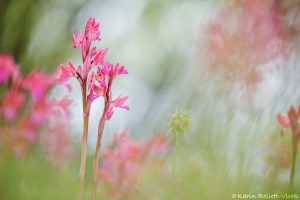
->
0, 53, 73, 160
206, 0, 290, 86
98, 132, 168, 198
58, 17, 128, 118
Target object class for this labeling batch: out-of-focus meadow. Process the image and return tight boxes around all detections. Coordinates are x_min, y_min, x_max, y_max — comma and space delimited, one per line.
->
1, 0, 300, 199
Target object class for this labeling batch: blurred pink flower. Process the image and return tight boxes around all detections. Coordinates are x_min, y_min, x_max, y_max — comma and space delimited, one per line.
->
277, 113, 291, 129
51, 97, 73, 119
0, 53, 72, 159
0, 53, 20, 84
23, 70, 55, 101
30, 101, 51, 125
1, 89, 25, 121
277, 105, 300, 137
98, 132, 168, 198
57, 61, 78, 82
206, 0, 290, 87
277, 105, 300, 185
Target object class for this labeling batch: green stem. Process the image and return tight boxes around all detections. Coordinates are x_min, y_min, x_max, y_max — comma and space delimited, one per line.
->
168, 133, 181, 200
172, 133, 179, 177
289, 139, 298, 187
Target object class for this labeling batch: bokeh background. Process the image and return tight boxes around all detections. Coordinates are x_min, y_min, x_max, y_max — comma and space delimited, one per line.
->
1, 0, 300, 199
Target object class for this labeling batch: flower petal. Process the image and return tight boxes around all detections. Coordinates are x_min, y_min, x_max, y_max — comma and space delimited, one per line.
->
277, 113, 290, 128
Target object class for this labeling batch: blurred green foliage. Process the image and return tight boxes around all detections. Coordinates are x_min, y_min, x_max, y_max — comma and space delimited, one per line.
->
0, 128, 299, 200
0, 0, 82, 74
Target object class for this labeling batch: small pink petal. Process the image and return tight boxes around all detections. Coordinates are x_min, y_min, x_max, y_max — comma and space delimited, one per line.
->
72, 32, 84, 48
120, 105, 129, 110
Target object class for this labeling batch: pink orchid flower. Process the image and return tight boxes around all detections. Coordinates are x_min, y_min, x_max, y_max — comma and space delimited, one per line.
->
61, 17, 107, 84
72, 32, 84, 48
84, 47, 108, 79
58, 18, 129, 199
105, 96, 129, 120
85, 17, 101, 41
92, 60, 129, 199
113, 63, 128, 76
102, 62, 128, 78
85, 62, 129, 120
112, 96, 129, 110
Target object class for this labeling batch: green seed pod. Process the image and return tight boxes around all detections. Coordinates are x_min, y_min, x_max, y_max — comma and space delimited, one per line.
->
168, 110, 191, 134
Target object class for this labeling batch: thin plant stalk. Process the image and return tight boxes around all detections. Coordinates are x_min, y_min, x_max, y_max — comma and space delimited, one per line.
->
78, 83, 89, 200
168, 133, 182, 200
172, 133, 179, 177
91, 113, 105, 200
290, 138, 298, 186
91, 79, 112, 200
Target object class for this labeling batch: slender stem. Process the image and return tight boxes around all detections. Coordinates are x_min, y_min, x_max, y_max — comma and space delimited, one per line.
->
289, 138, 298, 187
78, 83, 89, 200
172, 133, 179, 177
91, 106, 108, 200
91, 78, 113, 200
168, 133, 181, 200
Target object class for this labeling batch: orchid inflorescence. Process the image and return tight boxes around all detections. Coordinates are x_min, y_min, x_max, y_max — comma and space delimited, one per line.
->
58, 17, 129, 118
58, 17, 129, 199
